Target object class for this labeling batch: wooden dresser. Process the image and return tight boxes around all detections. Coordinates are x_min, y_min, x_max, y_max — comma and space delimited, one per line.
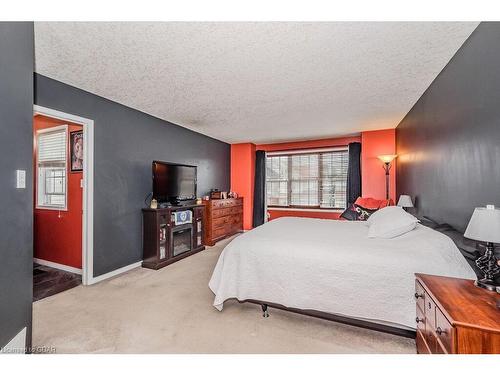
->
202, 198, 243, 246
415, 273, 500, 354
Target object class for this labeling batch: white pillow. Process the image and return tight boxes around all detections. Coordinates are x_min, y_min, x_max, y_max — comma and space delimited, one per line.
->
367, 206, 419, 239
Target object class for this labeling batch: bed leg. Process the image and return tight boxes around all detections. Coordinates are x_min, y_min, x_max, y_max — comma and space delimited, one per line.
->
261, 304, 269, 318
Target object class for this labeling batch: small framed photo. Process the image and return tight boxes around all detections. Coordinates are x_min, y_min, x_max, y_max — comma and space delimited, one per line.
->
70, 130, 83, 172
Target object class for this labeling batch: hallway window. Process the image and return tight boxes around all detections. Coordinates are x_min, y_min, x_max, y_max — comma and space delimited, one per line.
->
36, 125, 68, 210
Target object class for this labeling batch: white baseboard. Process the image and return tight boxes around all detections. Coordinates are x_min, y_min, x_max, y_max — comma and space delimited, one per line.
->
89, 261, 142, 284
1, 327, 26, 354
34, 258, 82, 275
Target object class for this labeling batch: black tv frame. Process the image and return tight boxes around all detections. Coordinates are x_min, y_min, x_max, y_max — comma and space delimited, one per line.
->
152, 160, 197, 206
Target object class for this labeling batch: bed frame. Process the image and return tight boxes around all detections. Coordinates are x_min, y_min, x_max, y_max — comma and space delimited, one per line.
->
240, 299, 416, 339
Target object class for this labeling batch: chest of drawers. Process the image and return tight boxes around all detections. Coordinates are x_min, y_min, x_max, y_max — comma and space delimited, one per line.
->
415, 273, 500, 354
202, 198, 243, 246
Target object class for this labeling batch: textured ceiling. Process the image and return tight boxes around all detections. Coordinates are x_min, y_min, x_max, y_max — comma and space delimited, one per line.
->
34, 22, 478, 144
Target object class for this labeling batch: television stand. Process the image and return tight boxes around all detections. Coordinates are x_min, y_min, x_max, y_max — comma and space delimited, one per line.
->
141, 204, 205, 270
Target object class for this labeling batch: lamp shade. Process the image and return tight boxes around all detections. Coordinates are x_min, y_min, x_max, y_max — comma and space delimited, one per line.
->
464, 205, 500, 243
377, 154, 397, 164
397, 195, 413, 208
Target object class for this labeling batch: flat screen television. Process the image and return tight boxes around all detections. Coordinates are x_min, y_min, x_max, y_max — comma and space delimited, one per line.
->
152, 161, 197, 205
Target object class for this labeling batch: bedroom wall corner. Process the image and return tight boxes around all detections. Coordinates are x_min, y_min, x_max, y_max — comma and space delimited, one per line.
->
230, 143, 256, 230
361, 129, 396, 203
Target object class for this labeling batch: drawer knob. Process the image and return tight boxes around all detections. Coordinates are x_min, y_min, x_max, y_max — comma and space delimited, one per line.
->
435, 327, 443, 335
415, 317, 424, 323
414, 292, 424, 299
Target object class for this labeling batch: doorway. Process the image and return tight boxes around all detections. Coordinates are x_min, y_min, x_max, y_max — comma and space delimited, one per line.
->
33, 106, 94, 293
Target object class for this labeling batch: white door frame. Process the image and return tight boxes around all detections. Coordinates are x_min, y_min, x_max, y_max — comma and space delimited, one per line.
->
33, 105, 95, 285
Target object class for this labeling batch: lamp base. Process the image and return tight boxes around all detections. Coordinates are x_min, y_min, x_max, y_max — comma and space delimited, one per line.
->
475, 278, 498, 292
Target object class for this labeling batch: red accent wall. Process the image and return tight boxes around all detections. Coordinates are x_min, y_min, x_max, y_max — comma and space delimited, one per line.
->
361, 129, 397, 203
230, 143, 256, 230
33, 115, 83, 269
230, 130, 396, 228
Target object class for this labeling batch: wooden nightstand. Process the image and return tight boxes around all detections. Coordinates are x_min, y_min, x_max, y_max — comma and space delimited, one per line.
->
415, 273, 500, 354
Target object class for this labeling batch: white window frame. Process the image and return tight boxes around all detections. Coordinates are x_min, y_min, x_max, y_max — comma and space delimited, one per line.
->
265, 146, 349, 210
35, 124, 69, 211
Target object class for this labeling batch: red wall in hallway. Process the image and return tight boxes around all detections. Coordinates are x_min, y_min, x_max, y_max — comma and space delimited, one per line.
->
33, 115, 83, 269
230, 143, 256, 230
361, 129, 397, 203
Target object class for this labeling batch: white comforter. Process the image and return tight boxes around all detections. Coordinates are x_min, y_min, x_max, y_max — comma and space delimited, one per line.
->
209, 217, 476, 328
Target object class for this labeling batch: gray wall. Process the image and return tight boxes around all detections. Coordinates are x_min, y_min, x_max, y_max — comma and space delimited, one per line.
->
0, 22, 34, 349
396, 22, 500, 232
35, 74, 230, 276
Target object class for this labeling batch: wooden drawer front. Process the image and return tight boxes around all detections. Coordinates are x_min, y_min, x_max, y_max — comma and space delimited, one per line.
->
212, 208, 227, 218
212, 207, 238, 218
230, 206, 243, 215
213, 215, 232, 228
212, 227, 228, 239
416, 330, 430, 354
424, 293, 436, 345
435, 308, 453, 353
415, 281, 426, 313
416, 305, 426, 331
424, 293, 436, 329
210, 198, 242, 208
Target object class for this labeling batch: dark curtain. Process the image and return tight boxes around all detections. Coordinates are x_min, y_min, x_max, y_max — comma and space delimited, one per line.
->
346, 142, 362, 206
253, 150, 266, 227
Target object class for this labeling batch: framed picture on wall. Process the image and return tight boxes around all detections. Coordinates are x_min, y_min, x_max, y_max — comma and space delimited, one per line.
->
70, 130, 83, 172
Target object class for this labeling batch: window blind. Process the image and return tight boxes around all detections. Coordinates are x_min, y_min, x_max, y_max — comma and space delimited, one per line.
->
38, 129, 67, 163
266, 148, 348, 209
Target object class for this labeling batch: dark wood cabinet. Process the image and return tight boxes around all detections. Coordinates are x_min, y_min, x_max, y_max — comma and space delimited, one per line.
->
202, 198, 243, 246
415, 273, 500, 354
142, 204, 205, 270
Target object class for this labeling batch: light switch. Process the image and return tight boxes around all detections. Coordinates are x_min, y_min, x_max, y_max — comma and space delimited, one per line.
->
16, 170, 26, 189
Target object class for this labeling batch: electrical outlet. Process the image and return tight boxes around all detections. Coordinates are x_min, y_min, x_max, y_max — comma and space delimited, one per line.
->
16, 170, 26, 189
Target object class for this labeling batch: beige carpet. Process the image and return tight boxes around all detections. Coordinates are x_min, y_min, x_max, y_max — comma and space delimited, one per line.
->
33, 236, 416, 354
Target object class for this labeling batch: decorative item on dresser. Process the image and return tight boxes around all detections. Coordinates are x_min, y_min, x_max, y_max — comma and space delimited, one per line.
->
464, 205, 500, 291
415, 273, 500, 354
142, 204, 205, 270
202, 197, 243, 246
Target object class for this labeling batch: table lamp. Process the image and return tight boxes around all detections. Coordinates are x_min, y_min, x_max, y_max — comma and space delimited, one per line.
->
397, 195, 413, 211
464, 205, 500, 291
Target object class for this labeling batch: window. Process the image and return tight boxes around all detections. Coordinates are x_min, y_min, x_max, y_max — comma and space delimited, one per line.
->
36, 125, 68, 210
266, 148, 348, 209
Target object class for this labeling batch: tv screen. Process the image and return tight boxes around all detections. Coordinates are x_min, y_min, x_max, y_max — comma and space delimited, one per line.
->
152, 161, 197, 203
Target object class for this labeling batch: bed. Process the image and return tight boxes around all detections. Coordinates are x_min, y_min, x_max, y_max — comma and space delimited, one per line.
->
208, 217, 476, 336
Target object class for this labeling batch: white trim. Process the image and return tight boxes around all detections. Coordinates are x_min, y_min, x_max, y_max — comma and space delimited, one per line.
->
34, 105, 95, 285
1, 328, 26, 354
266, 146, 347, 156
268, 207, 343, 213
90, 261, 142, 284
34, 258, 82, 275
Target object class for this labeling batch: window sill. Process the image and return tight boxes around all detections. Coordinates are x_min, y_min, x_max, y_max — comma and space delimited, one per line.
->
267, 207, 344, 213
35, 206, 68, 212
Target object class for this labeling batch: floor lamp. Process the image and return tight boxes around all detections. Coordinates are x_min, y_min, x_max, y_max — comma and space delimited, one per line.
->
377, 155, 397, 200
